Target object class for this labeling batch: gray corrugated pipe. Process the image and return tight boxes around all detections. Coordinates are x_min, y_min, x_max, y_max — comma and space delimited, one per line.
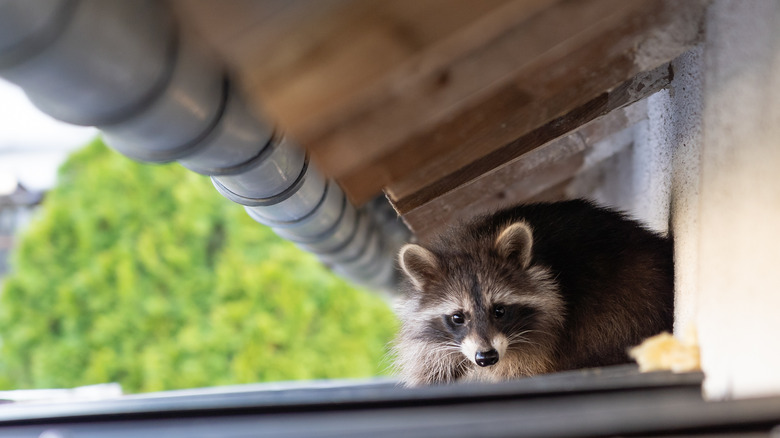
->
0, 0, 409, 292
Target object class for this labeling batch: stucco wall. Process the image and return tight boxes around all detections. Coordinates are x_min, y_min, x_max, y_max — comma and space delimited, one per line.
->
646, 46, 704, 337
578, 0, 780, 400
695, 0, 780, 400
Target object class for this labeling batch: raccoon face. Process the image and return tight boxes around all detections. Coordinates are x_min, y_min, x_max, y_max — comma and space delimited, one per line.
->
398, 222, 564, 377
440, 299, 542, 368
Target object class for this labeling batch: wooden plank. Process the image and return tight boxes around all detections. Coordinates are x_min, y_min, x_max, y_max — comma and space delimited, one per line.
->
401, 103, 646, 240
386, 62, 672, 213
405, 146, 585, 241
306, 0, 705, 205
170, 0, 295, 46
297, 0, 560, 159
304, 0, 622, 180
175, 0, 704, 210
239, 0, 511, 130
173, 0, 513, 145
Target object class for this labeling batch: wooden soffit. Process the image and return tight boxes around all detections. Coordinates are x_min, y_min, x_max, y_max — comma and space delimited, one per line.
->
173, 0, 706, 233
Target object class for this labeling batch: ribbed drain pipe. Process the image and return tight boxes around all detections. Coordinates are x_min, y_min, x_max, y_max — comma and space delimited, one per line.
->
0, 0, 408, 292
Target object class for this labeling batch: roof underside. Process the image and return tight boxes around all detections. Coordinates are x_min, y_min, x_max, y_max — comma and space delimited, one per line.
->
171, 0, 706, 240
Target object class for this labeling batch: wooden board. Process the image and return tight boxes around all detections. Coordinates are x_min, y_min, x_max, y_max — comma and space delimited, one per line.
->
172, 0, 706, 228
307, 0, 705, 207
402, 102, 647, 240
386, 62, 672, 214
172, 0, 513, 147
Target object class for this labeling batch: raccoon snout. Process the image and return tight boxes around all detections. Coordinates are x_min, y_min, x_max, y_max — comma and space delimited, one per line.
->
475, 349, 499, 367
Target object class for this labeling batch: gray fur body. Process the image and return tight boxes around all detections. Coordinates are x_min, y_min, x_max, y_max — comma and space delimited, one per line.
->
393, 200, 674, 386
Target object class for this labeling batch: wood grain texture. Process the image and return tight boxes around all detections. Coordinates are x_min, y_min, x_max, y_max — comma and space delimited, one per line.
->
172, 0, 705, 214
300, 0, 561, 173
387, 62, 673, 213
172, 0, 512, 143
306, 0, 705, 206
401, 103, 647, 240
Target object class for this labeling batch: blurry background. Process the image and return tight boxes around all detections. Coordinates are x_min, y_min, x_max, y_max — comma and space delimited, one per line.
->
0, 81, 94, 278
2, 0, 779, 404
0, 80, 398, 394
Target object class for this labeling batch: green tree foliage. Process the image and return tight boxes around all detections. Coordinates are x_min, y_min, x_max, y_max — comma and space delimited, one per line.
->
0, 138, 398, 393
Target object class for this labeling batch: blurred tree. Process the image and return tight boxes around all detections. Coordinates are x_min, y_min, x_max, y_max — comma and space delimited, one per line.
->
0, 138, 398, 393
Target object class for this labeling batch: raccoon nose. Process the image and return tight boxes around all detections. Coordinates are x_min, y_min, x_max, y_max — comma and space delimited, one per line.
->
475, 349, 499, 367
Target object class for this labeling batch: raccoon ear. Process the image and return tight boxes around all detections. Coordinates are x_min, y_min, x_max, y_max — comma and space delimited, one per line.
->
495, 221, 533, 269
399, 244, 440, 290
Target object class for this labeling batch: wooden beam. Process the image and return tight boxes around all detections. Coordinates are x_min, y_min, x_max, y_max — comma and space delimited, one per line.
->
173, 0, 514, 147
301, 0, 705, 205
388, 62, 671, 213
174, 0, 705, 210
297, 0, 560, 163
401, 103, 646, 240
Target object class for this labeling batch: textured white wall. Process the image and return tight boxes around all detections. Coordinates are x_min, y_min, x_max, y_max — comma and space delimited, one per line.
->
645, 46, 704, 336
567, 46, 702, 243
591, 46, 704, 337
560, 0, 780, 401
696, 0, 780, 400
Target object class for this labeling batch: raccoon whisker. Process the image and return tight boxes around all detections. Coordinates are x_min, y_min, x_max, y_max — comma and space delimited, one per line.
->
506, 330, 540, 342
429, 354, 461, 383
438, 342, 463, 350
507, 328, 547, 339
510, 328, 540, 337
509, 338, 543, 348
508, 334, 543, 345
507, 331, 547, 348
428, 344, 462, 354
431, 350, 462, 360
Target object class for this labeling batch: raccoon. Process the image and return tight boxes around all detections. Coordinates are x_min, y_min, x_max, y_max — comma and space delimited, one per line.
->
393, 199, 673, 386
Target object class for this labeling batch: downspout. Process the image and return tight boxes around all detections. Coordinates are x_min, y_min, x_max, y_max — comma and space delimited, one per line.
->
0, 0, 408, 292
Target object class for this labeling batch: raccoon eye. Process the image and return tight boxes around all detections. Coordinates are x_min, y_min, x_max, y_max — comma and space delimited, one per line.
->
493, 305, 506, 319
450, 312, 465, 325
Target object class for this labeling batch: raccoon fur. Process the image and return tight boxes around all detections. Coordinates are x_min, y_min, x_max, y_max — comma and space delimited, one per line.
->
393, 199, 673, 386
